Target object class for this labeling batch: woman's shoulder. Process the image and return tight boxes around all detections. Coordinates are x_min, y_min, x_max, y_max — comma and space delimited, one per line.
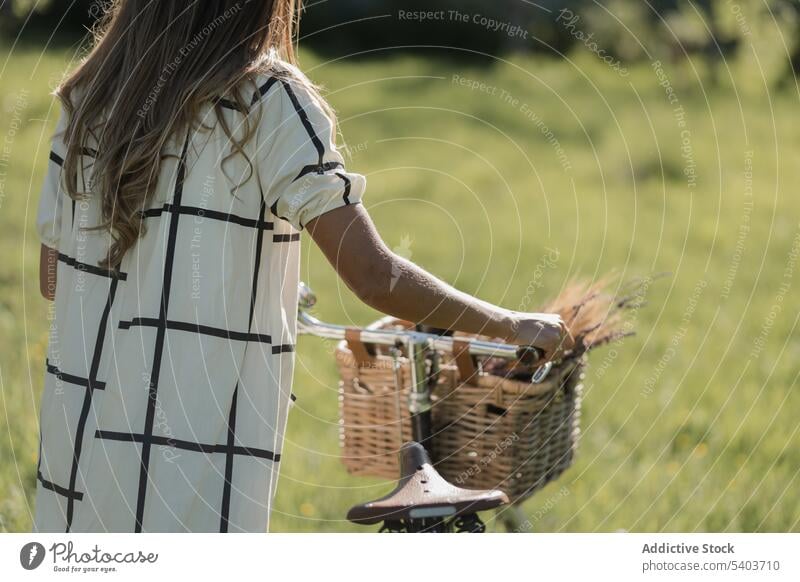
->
252, 55, 310, 88
249, 58, 330, 122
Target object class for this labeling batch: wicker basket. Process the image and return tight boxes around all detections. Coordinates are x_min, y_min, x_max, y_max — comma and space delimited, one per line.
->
336, 318, 584, 503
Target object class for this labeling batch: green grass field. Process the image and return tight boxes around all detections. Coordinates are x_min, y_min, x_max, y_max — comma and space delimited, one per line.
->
1, 43, 798, 532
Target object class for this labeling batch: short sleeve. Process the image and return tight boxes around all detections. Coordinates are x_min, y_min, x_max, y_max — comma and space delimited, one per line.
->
36, 110, 68, 249
257, 76, 366, 231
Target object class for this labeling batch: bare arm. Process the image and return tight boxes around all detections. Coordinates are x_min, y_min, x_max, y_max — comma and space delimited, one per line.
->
307, 204, 572, 360
40, 244, 58, 301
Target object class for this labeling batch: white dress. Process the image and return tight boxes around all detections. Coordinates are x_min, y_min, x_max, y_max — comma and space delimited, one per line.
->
34, 70, 365, 532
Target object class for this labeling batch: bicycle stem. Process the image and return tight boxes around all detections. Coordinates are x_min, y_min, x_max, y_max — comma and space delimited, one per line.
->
406, 339, 434, 445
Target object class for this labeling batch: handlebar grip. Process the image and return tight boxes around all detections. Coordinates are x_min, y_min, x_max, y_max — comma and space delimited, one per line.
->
516, 345, 545, 365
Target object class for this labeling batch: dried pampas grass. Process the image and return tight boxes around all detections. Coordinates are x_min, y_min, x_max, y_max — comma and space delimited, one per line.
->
483, 274, 660, 379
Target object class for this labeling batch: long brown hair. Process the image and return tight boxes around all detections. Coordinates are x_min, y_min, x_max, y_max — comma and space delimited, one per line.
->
57, 0, 307, 268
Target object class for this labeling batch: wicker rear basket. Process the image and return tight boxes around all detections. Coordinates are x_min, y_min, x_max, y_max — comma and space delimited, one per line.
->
336, 318, 584, 503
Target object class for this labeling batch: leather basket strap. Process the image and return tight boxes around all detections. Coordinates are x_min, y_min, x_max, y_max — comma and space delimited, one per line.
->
345, 328, 374, 367
452, 339, 479, 385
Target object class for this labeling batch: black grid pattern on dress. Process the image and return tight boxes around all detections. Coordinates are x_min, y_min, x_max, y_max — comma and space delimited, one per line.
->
39, 151, 122, 525
41, 74, 346, 532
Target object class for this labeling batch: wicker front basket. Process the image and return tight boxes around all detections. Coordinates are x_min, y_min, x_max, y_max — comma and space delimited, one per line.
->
336, 318, 585, 503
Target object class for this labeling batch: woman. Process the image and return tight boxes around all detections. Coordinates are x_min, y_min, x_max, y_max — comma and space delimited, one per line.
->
35, 0, 571, 533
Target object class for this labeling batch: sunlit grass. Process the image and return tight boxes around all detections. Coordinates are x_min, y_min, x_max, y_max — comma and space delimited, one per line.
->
1, 44, 797, 532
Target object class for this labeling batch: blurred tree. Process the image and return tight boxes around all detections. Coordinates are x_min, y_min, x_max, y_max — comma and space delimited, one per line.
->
0, 0, 797, 84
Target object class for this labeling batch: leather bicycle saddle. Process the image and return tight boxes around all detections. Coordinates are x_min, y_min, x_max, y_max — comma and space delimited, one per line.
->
347, 441, 509, 524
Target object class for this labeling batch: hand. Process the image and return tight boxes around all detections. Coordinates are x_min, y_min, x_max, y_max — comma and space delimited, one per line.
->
507, 312, 574, 363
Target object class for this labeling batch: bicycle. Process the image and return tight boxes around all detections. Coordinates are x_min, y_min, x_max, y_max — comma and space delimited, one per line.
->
297, 283, 557, 533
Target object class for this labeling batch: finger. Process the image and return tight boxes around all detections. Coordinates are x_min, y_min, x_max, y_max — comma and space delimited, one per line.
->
543, 343, 560, 363
563, 330, 575, 350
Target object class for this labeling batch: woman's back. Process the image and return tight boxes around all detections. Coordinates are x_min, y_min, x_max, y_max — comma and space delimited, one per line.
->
35, 71, 365, 532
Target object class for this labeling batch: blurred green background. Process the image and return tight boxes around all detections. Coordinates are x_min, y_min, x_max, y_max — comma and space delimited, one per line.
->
1, 1, 799, 532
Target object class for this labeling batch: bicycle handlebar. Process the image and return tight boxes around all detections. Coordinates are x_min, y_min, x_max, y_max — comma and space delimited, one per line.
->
296, 283, 553, 382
